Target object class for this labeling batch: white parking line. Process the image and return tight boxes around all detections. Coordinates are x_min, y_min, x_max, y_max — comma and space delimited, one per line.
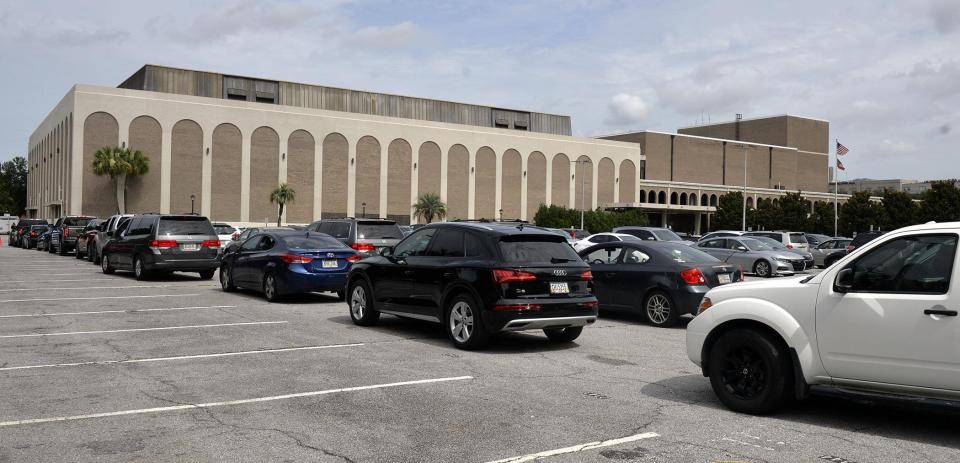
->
1, 294, 199, 303
485, 432, 660, 463
0, 279, 121, 284
0, 273, 100, 278
0, 343, 364, 371
0, 321, 288, 339
0, 285, 174, 292
0, 305, 237, 319
0, 375, 473, 427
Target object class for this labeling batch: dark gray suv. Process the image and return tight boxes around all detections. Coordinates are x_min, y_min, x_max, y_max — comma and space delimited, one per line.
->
306, 218, 404, 256
100, 214, 221, 280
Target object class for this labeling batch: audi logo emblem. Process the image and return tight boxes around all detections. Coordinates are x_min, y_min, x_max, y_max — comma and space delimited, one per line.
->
552, 269, 567, 276
326, 253, 335, 257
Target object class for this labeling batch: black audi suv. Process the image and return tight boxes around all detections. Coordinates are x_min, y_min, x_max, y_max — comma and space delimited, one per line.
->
345, 222, 599, 349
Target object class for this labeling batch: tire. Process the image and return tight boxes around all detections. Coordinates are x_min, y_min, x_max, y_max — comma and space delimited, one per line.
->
347, 279, 380, 326
445, 293, 490, 350
88, 246, 95, 263
642, 290, 679, 327
58, 242, 67, 256
92, 247, 101, 265
75, 246, 84, 259
263, 273, 282, 302
753, 260, 772, 278
336, 290, 346, 301
48, 242, 55, 253
134, 257, 148, 281
707, 328, 793, 414
199, 270, 215, 280
219, 265, 236, 291
823, 255, 840, 268
543, 326, 583, 343
101, 254, 115, 274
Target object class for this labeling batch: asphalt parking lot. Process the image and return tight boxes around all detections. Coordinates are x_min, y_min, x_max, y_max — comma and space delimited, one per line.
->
1, 244, 958, 462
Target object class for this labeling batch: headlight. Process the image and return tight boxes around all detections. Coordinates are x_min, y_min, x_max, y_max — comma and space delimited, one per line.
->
697, 297, 712, 314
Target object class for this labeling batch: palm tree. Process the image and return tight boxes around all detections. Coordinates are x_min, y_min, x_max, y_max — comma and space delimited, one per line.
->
412, 192, 446, 223
91, 146, 149, 214
270, 183, 295, 226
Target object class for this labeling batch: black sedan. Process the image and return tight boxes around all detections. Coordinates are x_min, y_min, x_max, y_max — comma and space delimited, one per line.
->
578, 241, 743, 327
219, 230, 360, 302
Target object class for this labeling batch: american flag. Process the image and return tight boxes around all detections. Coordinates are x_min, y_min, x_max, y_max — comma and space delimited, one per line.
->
836, 141, 849, 156
837, 159, 846, 171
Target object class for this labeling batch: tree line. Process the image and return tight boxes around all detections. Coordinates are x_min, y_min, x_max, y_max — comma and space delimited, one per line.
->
0, 156, 27, 216
533, 204, 648, 233
712, 181, 960, 236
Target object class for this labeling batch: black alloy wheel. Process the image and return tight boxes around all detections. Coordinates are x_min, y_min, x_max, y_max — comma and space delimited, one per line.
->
707, 328, 792, 414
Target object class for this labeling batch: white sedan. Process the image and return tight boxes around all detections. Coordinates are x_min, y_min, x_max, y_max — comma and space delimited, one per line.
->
572, 232, 642, 252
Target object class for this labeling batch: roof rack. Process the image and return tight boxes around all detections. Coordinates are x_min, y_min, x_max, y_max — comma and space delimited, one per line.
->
451, 218, 529, 224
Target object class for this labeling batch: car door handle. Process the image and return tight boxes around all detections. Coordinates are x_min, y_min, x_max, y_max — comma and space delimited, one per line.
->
924, 309, 958, 317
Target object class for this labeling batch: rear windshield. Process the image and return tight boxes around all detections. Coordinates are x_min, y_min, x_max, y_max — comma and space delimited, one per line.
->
498, 236, 582, 263
789, 233, 808, 243
741, 238, 774, 251
357, 221, 403, 240
213, 225, 235, 235
656, 243, 719, 263
281, 235, 347, 250
30, 225, 48, 231
63, 217, 94, 226
158, 217, 215, 236
753, 236, 787, 249
651, 229, 683, 241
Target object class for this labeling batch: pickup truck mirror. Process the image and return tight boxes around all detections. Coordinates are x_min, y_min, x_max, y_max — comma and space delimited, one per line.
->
834, 267, 854, 293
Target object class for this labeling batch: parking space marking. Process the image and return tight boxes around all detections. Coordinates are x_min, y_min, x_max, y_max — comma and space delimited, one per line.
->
0, 284, 176, 292
1, 293, 200, 303
0, 279, 123, 284
0, 305, 237, 319
0, 375, 473, 427
0, 321, 288, 339
0, 343, 364, 371
485, 432, 660, 463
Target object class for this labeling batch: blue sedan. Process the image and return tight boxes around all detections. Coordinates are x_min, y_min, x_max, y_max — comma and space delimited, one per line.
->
219, 230, 360, 302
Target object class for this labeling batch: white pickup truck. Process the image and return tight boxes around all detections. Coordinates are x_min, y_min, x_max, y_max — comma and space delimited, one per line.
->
687, 221, 959, 414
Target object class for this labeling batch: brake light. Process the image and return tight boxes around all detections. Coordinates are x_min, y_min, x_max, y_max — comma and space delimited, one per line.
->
281, 254, 313, 265
346, 254, 362, 263
63, 228, 69, 237
580, 270, 593, 280
786, 243, 793, 249
149, 240, 178, 248
30, 231, 37, 237
492, 269, 538, 283
680, 268, 706, 285
493, 303, 542, 311
351, 242, 375, 252
697, 297, 713, 314
201, 239, 220, 248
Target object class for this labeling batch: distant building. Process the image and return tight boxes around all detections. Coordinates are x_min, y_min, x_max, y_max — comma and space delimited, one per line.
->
832, 178, 960, 195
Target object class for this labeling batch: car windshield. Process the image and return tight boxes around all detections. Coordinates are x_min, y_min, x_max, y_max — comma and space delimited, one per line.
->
657, 243, 719, 263
63, 217, 94, 226
158, 217, 216, 236
752, 236, 787, 250
357, 221, 403, 239
499, 235, 582, 264
651, 229, 683, 241
741, 238, 774, 251
213, 225, 235, 235
282, 235, 347, 250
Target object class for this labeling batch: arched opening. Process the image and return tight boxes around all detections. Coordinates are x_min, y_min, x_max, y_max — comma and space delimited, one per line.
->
286, 130, 315, 223
250, 126, 280, 223
647, 190, 656, 203
680, 192, 688, 205
710, 194, 718, 207
658, 191, 667, 204
211, 123, 242, 221
355, 135, 381, 218
670, 192, 678, 204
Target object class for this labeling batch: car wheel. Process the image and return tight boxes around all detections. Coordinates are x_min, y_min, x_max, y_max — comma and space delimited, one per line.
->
348, 280, 380, 326
336, 290, 345, 301
101, 254, 115, 274
92, 247, 101, 264
823, 255, 839, 268
58, 242, 67, 256
134, 257, 148, 281
643, 290, 679, 327
198, 270, 215, 280
753, 260, 772, 278
75, 247, 84, 259
543, 326, 583, 343
219, 266, 236, 292
707, 328, 792, 414
48, 243, 55, 253
445, 293, 490, 350
263, 273, 281, 302
88, 246, 95, 263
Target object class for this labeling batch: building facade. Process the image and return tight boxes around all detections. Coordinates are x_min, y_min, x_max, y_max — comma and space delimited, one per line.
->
26, 67, 642, 226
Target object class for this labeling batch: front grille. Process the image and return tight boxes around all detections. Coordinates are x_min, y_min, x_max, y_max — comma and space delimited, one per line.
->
791, 261, 806, 271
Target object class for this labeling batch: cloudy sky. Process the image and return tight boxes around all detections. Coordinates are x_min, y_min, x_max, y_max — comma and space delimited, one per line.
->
1, 0, 957, 180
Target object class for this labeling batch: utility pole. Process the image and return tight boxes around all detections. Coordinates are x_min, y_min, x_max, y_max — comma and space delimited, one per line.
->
572, 158, 592, 230
742, 145, 747, 231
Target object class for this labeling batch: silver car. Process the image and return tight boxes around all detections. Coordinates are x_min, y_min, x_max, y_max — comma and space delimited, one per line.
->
810, 238, 852, 268
696, 236, 807, 278
749, 236, 815, 270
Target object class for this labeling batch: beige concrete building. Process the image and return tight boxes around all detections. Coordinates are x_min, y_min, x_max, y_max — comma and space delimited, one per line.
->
26, 65, 643, 226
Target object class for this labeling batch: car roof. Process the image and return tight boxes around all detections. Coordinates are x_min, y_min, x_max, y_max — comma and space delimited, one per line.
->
421, 221, 560, 237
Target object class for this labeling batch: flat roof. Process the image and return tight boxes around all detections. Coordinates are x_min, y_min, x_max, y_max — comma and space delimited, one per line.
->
676, 113, 829, 130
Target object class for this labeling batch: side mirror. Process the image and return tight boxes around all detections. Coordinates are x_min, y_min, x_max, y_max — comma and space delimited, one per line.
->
379, 246, 393, 257
646, 237, 656, 240
834, 267, 854, 293
736, 246, 747, 252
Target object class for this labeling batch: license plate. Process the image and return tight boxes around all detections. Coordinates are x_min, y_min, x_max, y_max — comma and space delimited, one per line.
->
549, 282, 569, 295
181, 243, 198, 251
718, 273, 732, 284
322, 260, 338, 268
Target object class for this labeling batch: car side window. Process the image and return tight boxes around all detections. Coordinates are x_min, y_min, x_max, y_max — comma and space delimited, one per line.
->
820, 241, 835, 250
464, 233, 482, 257
326, 222, 350, 239
639, 230, 654, 240
394, 229, 437, 258
725, 239, 742, 250
584, 246, 622, 265
590, 235, 608, 244
623, 248, 651, 264
241, 235, 263, 251
258, 236, 275, 251
850, 234, 957, 294
426, 229, 464, 257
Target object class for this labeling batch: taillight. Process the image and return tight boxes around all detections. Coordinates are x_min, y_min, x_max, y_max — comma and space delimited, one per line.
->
30, 231, 37, 236
579, 301, 599, 309
201, 239, 220, 248
580, 270, 593, 280
493, 303, 542, 311
492, 269, 538, 283
786, 243, 793, 249
351, 242, 375, 252
346, 254, 362, 263
281, 254, 313, 265
680, 268, 706, 285
149, 240, 178, 248
63, 228, 69, 237
697, 297, 713, 314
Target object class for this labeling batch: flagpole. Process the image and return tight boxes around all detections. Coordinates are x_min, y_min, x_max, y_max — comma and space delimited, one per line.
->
833, 139, 838, 237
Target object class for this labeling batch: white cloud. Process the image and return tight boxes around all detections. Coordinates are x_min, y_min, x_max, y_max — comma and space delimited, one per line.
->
930, 0, 960, 33
347, 21, 419, 49
605, 93, 650, 126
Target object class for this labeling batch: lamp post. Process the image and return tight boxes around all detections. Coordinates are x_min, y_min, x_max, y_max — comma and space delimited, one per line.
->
361, 202, 366, 219
190, 194, 196, 215
499, 208, 504, 221
572, 158, 592, 230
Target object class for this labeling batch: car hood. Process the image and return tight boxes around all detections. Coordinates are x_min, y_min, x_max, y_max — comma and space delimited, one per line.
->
707, 274, 813, 302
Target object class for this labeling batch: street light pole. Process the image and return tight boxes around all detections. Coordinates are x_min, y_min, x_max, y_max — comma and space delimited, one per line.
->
572, 159, 591, 230
740, 146, 747, 231
362, 202, 366, 219
190, 194, 195, 215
